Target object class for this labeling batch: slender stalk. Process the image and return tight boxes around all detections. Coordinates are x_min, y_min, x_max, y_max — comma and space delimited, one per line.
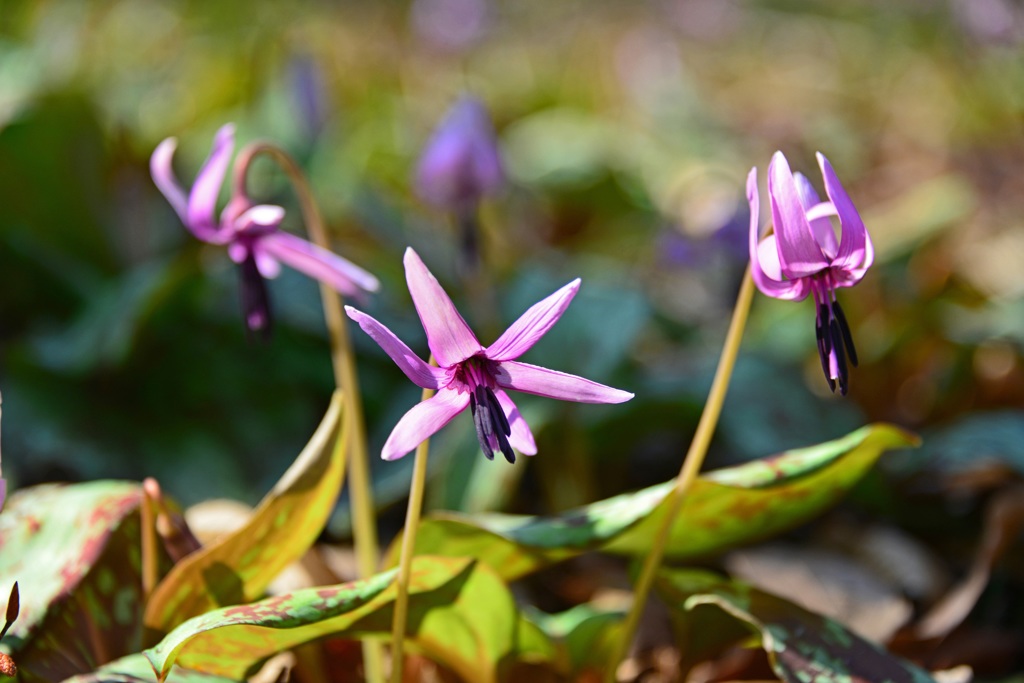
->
605, 268, 756, 681
140, 479, 158, 602
233, 145, 384, 683
389, 376, 437, 683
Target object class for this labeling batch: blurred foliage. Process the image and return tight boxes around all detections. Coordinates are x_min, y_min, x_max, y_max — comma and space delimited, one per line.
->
0, 0, 1022, 530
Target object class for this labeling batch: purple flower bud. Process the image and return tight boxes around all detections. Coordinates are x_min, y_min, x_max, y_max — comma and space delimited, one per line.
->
414, 97, 505, 211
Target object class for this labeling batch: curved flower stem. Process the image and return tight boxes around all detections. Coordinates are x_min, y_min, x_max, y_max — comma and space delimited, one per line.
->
605, 267, 756, 682
233, 144, 384, 683
390, 372, 437, 683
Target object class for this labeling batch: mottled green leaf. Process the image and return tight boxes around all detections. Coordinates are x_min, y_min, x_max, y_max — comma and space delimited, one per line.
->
60, 653, 239, 683
656, 568, 937, 683
0, 481, 150, 682
386, 424, 918, 580
144, 391, 346, 640
144, 556, 556, 683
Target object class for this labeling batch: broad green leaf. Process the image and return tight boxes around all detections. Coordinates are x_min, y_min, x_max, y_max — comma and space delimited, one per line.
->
60, 653, 239, 683
0, 481, 151, 683
144, 556, 557, 683
527, 602, 626, 675
143, 391, 346, 640
386, 424, 918, 580
656, 568, 937, 683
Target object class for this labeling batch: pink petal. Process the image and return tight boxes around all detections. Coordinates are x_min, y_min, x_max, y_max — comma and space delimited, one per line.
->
236, 204, 285, 230
795, 172, 839, 260
494, 389, 537, 455
253, 249, 282, 279
485, 279, 580, 361
186, 124, 236, 244
260, 232, 380, 296
345, 306, 448, 390
150, 138, 189, 222
768, 152, 829, 279
403, 248, 483, 366
803, 201, 839, 261
748, 168, 811, 301
227, 242, 247, 263
817, 152, 872, 276
381, 387, 470, 461
494, 361, 633, 404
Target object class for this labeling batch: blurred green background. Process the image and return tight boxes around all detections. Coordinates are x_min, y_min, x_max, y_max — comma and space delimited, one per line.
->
1, 0, 1022, 534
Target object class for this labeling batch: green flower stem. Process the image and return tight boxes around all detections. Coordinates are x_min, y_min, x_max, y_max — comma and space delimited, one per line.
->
390, 373, 438, 683
233, 144, 384, 683
606, 267, 756, 681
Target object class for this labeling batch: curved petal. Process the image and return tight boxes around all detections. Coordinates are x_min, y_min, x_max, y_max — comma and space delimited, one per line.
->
817, 152, 872, 275
186, 124, 236, 244
345, 306, 448, 390
404, 247, 483, 366
236, 204, 285, 231
768, 152, 829, 278
381, 387, 470, 461
486, 279, 580, 361
494, 388, 537, 455
795, 172, 839, 260
150, 138, 189, 222
792, 171, 822, 207
494, 361, 633, 404
260, 231, 380, 296
748, 168, 811, 301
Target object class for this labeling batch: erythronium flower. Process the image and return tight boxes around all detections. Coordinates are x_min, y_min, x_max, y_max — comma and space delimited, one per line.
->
748, 151, 874, 395
346, 248, 633, 462
414, 96, 504, 212
151, 124, 380, 336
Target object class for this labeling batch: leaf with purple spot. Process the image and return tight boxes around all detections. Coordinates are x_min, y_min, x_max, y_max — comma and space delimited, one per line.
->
656, 568, 937, 683
144, 556, 556, 683
143, 391, 346, 640
384, 424, 918, 580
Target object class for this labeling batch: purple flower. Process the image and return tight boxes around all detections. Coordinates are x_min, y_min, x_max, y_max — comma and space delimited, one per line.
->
151, 124, 379, 335
346, 248, 633, 462
414, 97, 505, 212
748, 152, 874, 395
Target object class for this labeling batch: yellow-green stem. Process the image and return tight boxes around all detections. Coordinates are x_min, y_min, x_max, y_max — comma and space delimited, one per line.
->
390, 376, 437, 683
233, 145, 384, 683
605, 268, 756, 682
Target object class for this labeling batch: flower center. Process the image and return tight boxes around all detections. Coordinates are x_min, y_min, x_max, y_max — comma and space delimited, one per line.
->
460, 356, 515, 463
811, 273, 859, 395
238, 248, 272, 339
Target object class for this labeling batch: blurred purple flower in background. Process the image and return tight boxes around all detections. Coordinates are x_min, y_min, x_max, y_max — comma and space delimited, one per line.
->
415, 96, 505, 274
346, 248, 633, 463
289, 56, 330, 142
415, 96, 505, 212
748, 152, 874, 395
151, 124, 379, 337
410, 0, 491, 52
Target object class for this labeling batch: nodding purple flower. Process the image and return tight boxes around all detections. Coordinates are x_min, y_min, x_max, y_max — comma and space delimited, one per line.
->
414, 97, 505, 212
151, 124, 379, 337
748, 152, 874, 395
346, 248, 633, 462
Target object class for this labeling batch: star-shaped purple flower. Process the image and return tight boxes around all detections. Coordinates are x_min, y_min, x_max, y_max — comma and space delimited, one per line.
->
748, 151, 874, 394
151, 124, 379, 335
346, 248, 633, 462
